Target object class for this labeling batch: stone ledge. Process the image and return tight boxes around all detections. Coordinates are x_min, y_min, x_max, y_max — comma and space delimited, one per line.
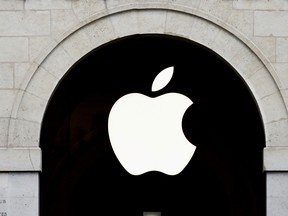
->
0, 147, 41, 171
264, 147, 288, 171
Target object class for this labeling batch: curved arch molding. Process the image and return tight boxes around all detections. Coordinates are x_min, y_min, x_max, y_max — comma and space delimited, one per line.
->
4, 5, 288, 171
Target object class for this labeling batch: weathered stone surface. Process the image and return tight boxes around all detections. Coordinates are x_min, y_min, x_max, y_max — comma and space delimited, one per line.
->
0, 173, 39, 215
0, 118, 9, 147
25, 0, 71, 10
0, 90, 17, 118
254, 11, 288, 36
0, 11, 50, 36
0, 64, 13, 89
0, 37, 28, 62
0, 1, 287, 216
267, 172, 288, 216
234, 0, 288, 10
0, 0, 23, 10
276, 38, 288, 63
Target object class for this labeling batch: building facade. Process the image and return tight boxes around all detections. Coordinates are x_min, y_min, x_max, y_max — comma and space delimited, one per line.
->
0, 0, 288, 215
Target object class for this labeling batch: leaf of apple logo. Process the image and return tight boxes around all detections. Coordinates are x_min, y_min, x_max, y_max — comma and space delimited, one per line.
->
108, 66, 196, 175
151, 66, 174, 92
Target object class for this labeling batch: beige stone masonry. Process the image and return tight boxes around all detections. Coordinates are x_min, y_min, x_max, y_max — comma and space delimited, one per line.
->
83, 17, 116, 48
51, 9, 79, 40
273, 63, 288, 89
0, 37, 28, 62
7, 5, 286, 155
254, 11, 288, 37
0, 63, 13, 89
0, 11, 50, 36
0, 0, 23, 10
29, 36, 53, 63
0, 173, 39, 215
267, 172, 288, 216
9, 118, 40, 148
0, 147, 41, 171
0, 1, 287, 215
72, 0, 106, 21
40, 46, 75, 80
0, 118, 9, 147
24, 0, 71, 10
0, 90, 17, 118
276, 38, 288, 63
166, 10, 195, 37
253, 36, 276, 63
265, 147, 288, 171
110, 10, 138, 36
233, 0, 288, 10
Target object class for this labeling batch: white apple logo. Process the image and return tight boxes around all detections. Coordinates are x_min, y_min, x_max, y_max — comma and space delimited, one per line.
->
108, 66, 196, 175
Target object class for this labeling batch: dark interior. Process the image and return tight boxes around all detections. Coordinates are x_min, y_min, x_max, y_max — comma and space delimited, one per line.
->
40, 34, 266, 216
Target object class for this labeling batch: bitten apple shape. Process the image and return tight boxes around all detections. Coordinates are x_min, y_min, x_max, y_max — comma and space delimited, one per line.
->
108, 67, 196, 175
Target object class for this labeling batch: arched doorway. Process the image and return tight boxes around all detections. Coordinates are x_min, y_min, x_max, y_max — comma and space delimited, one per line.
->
40, 34, 265, 216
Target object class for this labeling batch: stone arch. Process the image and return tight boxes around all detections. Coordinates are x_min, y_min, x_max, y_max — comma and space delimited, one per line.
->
8, 5, 288, 170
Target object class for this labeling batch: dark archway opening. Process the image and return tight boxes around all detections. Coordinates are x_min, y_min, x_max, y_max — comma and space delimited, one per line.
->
40, 34, 265, 216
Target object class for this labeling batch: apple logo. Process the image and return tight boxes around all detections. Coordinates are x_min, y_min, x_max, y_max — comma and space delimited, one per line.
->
108, 66, 196, 175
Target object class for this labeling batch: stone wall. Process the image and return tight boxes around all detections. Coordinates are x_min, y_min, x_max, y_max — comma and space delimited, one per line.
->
0, 0, 287, 215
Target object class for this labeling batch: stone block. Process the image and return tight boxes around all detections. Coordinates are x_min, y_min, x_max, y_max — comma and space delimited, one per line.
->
0, 37, 28, 62
41, 46, 75, 79
165, 11, 195, 37
252, 36, 276, 63
0, 90, 17, 118
233, 0, 288, 10
72, 0, 106, 21
265, 148, 288, 171
60, 30, 93, 61
0, 0, 23, 10
9, 119, 40, 147
18, 92, 47, 123
169, 0, 201, 8
25, 0, 71, 10
110, 11, 138, 37
0, 64, 13, 89
229, 46, 264, 79
267, 173, 288, 216
29, 36, 54, 62
273, 63, 288, 90
0, 173, 8, 196
83, 18, 116, 48
254, 11, 288, 37
9, 197, 38, 216
137, 10, 166, 34
265, 119, 288, 147
198, 0, 233, 24
276, 38, 288, 63
210, 29, 244, 63
0, 173, 39, 216
227, 10, 254, 37
246, 67, 278, 100
189, 16, 221, 48
283, 89, 288, 110
0, 11, 50, 36
26, 67, 58, 100
0, 118, 9, 147
51, 9, 79, 40
105, 0, 167, 9
259, 92, 288, 124
267, 196, 288, 216
14, 63, 32, 90
0, 149, 41, 171
8, 173, 39, 197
